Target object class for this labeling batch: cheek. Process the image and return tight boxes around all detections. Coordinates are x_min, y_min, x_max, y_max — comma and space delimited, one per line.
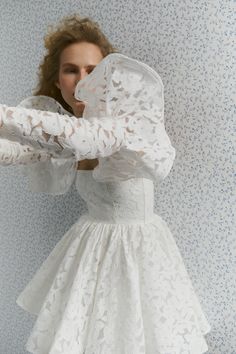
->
59, 75, 73, 91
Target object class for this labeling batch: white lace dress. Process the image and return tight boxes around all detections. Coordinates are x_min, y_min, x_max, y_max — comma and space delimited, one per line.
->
0, 53, 211, 353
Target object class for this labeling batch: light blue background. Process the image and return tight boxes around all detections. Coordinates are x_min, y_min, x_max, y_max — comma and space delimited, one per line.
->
0, 1, 235, 353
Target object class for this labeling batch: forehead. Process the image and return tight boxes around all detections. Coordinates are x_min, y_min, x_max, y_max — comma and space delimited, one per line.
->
59, 42, 103, 66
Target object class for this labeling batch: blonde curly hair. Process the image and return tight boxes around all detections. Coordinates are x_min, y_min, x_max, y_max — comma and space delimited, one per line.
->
33, 13, 119, 113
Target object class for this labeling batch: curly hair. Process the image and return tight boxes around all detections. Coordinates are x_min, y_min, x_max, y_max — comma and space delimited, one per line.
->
33, 13, 119, 113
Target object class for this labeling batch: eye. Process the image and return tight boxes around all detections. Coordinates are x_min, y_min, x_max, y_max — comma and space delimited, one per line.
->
64, 68, 77, 73
87, 66, 96, 74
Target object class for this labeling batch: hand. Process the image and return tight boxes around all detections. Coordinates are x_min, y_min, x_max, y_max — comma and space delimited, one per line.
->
71, 100, 85, 118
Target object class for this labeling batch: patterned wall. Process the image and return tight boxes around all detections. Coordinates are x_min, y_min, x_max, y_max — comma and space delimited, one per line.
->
0, 0, 235, 353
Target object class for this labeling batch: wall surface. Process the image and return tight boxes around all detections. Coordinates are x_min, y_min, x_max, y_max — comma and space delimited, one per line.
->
0, 0, 235, 353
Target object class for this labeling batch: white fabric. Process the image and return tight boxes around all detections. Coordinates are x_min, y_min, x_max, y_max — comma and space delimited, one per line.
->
0, 53, 211, 352
0, 96, 78, 194
0, 137, 51, 165
16, 170, 211, 354
0, 53, 176, 195
17, 96, 79, 194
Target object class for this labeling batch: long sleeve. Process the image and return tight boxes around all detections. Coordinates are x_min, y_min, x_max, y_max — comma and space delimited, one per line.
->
0, 104, 128, 161
0, 53, 176, 185
0, 138, 51, 166
0, 96, 79, 195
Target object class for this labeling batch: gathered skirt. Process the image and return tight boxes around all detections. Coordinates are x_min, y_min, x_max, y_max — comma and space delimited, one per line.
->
16, 213, 211, 354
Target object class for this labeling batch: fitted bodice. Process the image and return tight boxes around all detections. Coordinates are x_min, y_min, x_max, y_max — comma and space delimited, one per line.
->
75, 170, 155, 224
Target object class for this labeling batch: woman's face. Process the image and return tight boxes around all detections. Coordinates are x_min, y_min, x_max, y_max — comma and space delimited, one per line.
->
55, 41, 104, 116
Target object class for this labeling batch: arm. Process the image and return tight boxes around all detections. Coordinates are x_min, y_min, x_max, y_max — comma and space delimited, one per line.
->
0, 104, 127, 161
0, 138, 52, 166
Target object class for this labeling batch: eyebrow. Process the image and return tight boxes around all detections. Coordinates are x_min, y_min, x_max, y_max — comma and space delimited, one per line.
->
62, 63, 96, 67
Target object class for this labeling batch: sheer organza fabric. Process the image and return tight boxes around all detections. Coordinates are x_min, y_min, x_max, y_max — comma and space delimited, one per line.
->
0, 53, 175, 194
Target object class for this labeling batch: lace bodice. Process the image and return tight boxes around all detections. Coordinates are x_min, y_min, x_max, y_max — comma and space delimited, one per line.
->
76, 170, 155, 224
16, 169, 211, 353
0, 53, 176, 194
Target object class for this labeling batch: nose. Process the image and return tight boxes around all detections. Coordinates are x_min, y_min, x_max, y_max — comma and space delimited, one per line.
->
80, 68, 89, 81
75, 69, 88, 89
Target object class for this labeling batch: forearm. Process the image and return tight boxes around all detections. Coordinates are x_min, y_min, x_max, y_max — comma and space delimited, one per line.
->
0, 139, 51, 166
0, 104, 73, 152
0, 104, 126, 160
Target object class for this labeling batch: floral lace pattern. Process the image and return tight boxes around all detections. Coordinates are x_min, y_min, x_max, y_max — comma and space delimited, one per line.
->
0, 138, 51, 165
16, 171, 211, 353
0, 53, 176, 185
0, 53, 210, 353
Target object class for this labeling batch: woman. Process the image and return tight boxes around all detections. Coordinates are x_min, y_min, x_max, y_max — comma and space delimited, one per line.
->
0, 13, 211, 354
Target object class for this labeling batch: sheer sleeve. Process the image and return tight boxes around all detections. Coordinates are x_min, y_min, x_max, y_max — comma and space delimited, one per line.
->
0, 96, 78, 194
0, 96, 58, 167
74, 53, 176, 183
0, 53, 176, 184
0, 138, 51, 166
0, 104, 130, 160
